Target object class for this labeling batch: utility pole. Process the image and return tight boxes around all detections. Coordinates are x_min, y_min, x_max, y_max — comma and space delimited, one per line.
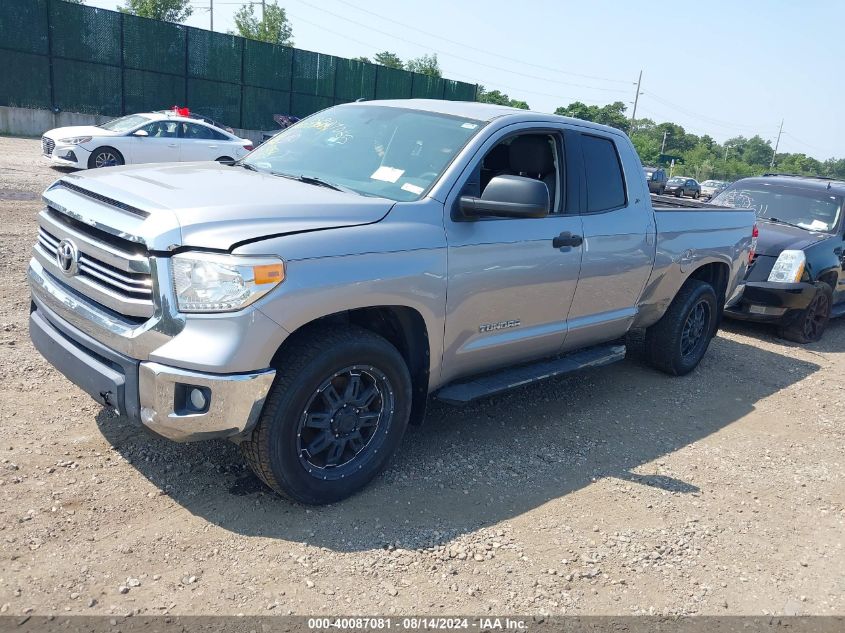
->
209, 0, 213, 31
262, 0, 266, 21
629, 70, 642, 132
660, 130, 669, 154
770, 119, 784, 169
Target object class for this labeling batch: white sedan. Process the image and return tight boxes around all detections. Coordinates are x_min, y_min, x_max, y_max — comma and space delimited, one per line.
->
41, 111, 254, 169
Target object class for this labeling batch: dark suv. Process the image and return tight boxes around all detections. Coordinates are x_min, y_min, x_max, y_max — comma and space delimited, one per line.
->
712, 174, 845, 342
643, 166, 668, 194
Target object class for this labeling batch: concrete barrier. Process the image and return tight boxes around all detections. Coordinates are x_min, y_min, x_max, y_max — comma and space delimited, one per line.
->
0, 105, 264, 145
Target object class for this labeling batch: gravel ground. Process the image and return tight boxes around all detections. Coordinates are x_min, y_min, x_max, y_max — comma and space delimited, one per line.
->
0, 135, 843, 618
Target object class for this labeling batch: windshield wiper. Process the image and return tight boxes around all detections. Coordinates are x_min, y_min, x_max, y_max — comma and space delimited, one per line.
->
236, 162, 260, 172
272, 172, 356, 194
764, 217, 803, 229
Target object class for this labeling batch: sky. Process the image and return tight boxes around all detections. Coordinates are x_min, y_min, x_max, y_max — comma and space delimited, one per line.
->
86, 0, 843, 160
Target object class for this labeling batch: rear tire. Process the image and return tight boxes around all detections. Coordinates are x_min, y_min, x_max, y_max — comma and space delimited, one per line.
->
778, 282, 832, 344
240, 325, 412, 505
88, 147, 124, 169
645, 279, 718, 375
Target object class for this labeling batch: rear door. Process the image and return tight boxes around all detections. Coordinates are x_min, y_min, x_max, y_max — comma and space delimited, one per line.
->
179, 122, 229, 161
562, 131, 655, 351
441, 125, 584, 384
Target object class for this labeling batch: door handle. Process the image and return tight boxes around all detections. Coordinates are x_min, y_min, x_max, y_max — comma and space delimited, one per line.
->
553, 232, 583, 248
167, 143, 177, 148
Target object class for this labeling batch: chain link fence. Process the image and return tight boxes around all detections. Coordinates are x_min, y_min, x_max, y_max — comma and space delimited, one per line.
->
0, 0, 478, 130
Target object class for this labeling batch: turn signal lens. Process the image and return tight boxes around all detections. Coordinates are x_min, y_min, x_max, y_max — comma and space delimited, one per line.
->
748, 222, 759, 264
253, 263, 285, 285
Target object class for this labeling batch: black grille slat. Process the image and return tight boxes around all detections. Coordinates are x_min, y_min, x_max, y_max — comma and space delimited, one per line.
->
42, 137, 55, 156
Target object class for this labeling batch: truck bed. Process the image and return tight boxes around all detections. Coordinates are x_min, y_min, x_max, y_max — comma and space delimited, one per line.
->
651, 193, 731, 211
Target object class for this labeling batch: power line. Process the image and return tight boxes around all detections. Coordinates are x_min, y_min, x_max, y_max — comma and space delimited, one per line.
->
289, 0, 631, 95
331, 0, 633, 86
643, 91, 778, 133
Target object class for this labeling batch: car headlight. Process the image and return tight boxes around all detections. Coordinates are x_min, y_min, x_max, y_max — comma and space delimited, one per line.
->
172, 252, 285, 313
58, 136, 92, 145
768, 250, 806, 283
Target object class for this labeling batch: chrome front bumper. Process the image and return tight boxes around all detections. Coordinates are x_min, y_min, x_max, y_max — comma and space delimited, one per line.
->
29, 259, 276, 442
139, 362, 275, 441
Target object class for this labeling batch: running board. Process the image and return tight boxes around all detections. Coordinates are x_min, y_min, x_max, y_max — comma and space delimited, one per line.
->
435, 344, 626, 405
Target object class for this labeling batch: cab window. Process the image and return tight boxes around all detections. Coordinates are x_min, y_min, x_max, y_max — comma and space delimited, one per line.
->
140, 121, 179, 138
469, 133, 564, 214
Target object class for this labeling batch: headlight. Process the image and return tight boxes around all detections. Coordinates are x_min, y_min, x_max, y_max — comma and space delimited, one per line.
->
172, 252, 285, 313
768, 250, 806, 283
58, 136, 92, 145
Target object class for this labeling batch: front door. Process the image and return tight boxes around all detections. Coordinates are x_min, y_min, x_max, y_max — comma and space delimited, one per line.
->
441, 129, 584, 385
131, 120, 180, 163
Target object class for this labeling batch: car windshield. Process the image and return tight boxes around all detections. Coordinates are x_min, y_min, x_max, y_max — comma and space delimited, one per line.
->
668, 177, 686, 184
98, 114, 151, 132
702, 180, 718, 186
711, 183, 843, 232
242, 105, 484, 201
644, 170, 655, 178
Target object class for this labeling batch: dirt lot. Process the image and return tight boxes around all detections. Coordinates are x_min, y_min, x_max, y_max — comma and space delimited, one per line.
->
0, 135, 843, 618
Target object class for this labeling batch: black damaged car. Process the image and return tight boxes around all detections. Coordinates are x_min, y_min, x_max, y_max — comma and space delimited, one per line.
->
711, 174, 845, 343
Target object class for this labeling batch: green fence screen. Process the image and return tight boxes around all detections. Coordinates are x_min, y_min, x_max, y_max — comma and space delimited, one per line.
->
0, 0, 477, 130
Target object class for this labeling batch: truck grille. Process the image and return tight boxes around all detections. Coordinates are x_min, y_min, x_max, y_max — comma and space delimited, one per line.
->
42, 136, 55, 157
34, 209, 154, 319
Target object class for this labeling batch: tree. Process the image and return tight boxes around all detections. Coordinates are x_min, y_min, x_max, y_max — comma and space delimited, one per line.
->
60, 0, 84, 3
120, 0, 192, 23
554, 101, 629, 132
476, 85, 529, 110
232, 1, 293, 46
373, 52, 404, 69
405, 54, 441, 77
352, 56, 372, 64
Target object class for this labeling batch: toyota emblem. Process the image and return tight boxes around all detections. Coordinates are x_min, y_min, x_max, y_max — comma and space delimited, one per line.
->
56, 239, 79, 276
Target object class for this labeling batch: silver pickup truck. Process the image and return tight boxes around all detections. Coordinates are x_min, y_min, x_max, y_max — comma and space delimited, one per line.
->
28, 99, 757, 504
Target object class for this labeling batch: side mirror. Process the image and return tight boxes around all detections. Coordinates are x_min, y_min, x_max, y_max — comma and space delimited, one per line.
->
459, 175, 550, 220
132, 129, 149, 137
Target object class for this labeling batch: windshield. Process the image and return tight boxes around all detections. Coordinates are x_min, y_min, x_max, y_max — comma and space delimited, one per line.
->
99, 114, 151, 132
668, 177, 686, 184
701, 180, 719, 187
711, 183, 843, 232
644, 169, 655, 178
243, 105, 484, 201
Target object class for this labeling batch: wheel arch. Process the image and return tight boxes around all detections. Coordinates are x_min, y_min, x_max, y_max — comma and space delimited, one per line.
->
270, 305, 431, 425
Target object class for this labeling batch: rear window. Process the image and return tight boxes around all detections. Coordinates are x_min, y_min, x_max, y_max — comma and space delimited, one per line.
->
582, 134, 626, 212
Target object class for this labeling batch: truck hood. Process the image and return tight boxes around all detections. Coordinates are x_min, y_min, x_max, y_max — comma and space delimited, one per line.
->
45, 162, 395, 251
45, 125, 119, 140
754, 219, 833, 256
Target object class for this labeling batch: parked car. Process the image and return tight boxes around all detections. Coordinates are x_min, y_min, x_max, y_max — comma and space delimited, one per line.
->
665, 176, 701, 198
28, 99, 756, 504
643, 166, 668, 194
712, 174, 845, 342
41, 109, 253, 169
700, 179, 728, 199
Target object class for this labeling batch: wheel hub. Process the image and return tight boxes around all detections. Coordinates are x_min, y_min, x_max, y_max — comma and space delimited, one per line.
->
333, 405, 360, 436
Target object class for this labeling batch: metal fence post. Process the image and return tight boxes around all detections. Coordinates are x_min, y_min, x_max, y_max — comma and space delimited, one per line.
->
119, 11, 125, 115
45, 0, 55, 111
184, 27, 189, 107
238, 36, 245, 128
373, 63, 379, 100
332, 55, 339, 105
289, 47, 296, 115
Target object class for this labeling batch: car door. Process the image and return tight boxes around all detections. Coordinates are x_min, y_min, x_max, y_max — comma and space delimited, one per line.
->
562, 131, 655, 351
130, 120, 180, 164
180, 122, 227, 161
440, 127, 584, 384
687, 179, 696, 196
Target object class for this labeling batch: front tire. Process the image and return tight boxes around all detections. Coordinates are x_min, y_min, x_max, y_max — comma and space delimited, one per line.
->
779, 282, 832, 344
88, 147, 124, 169
645, 279, 718, 375
215, 156, 234, 163
241, 326, 412, 504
